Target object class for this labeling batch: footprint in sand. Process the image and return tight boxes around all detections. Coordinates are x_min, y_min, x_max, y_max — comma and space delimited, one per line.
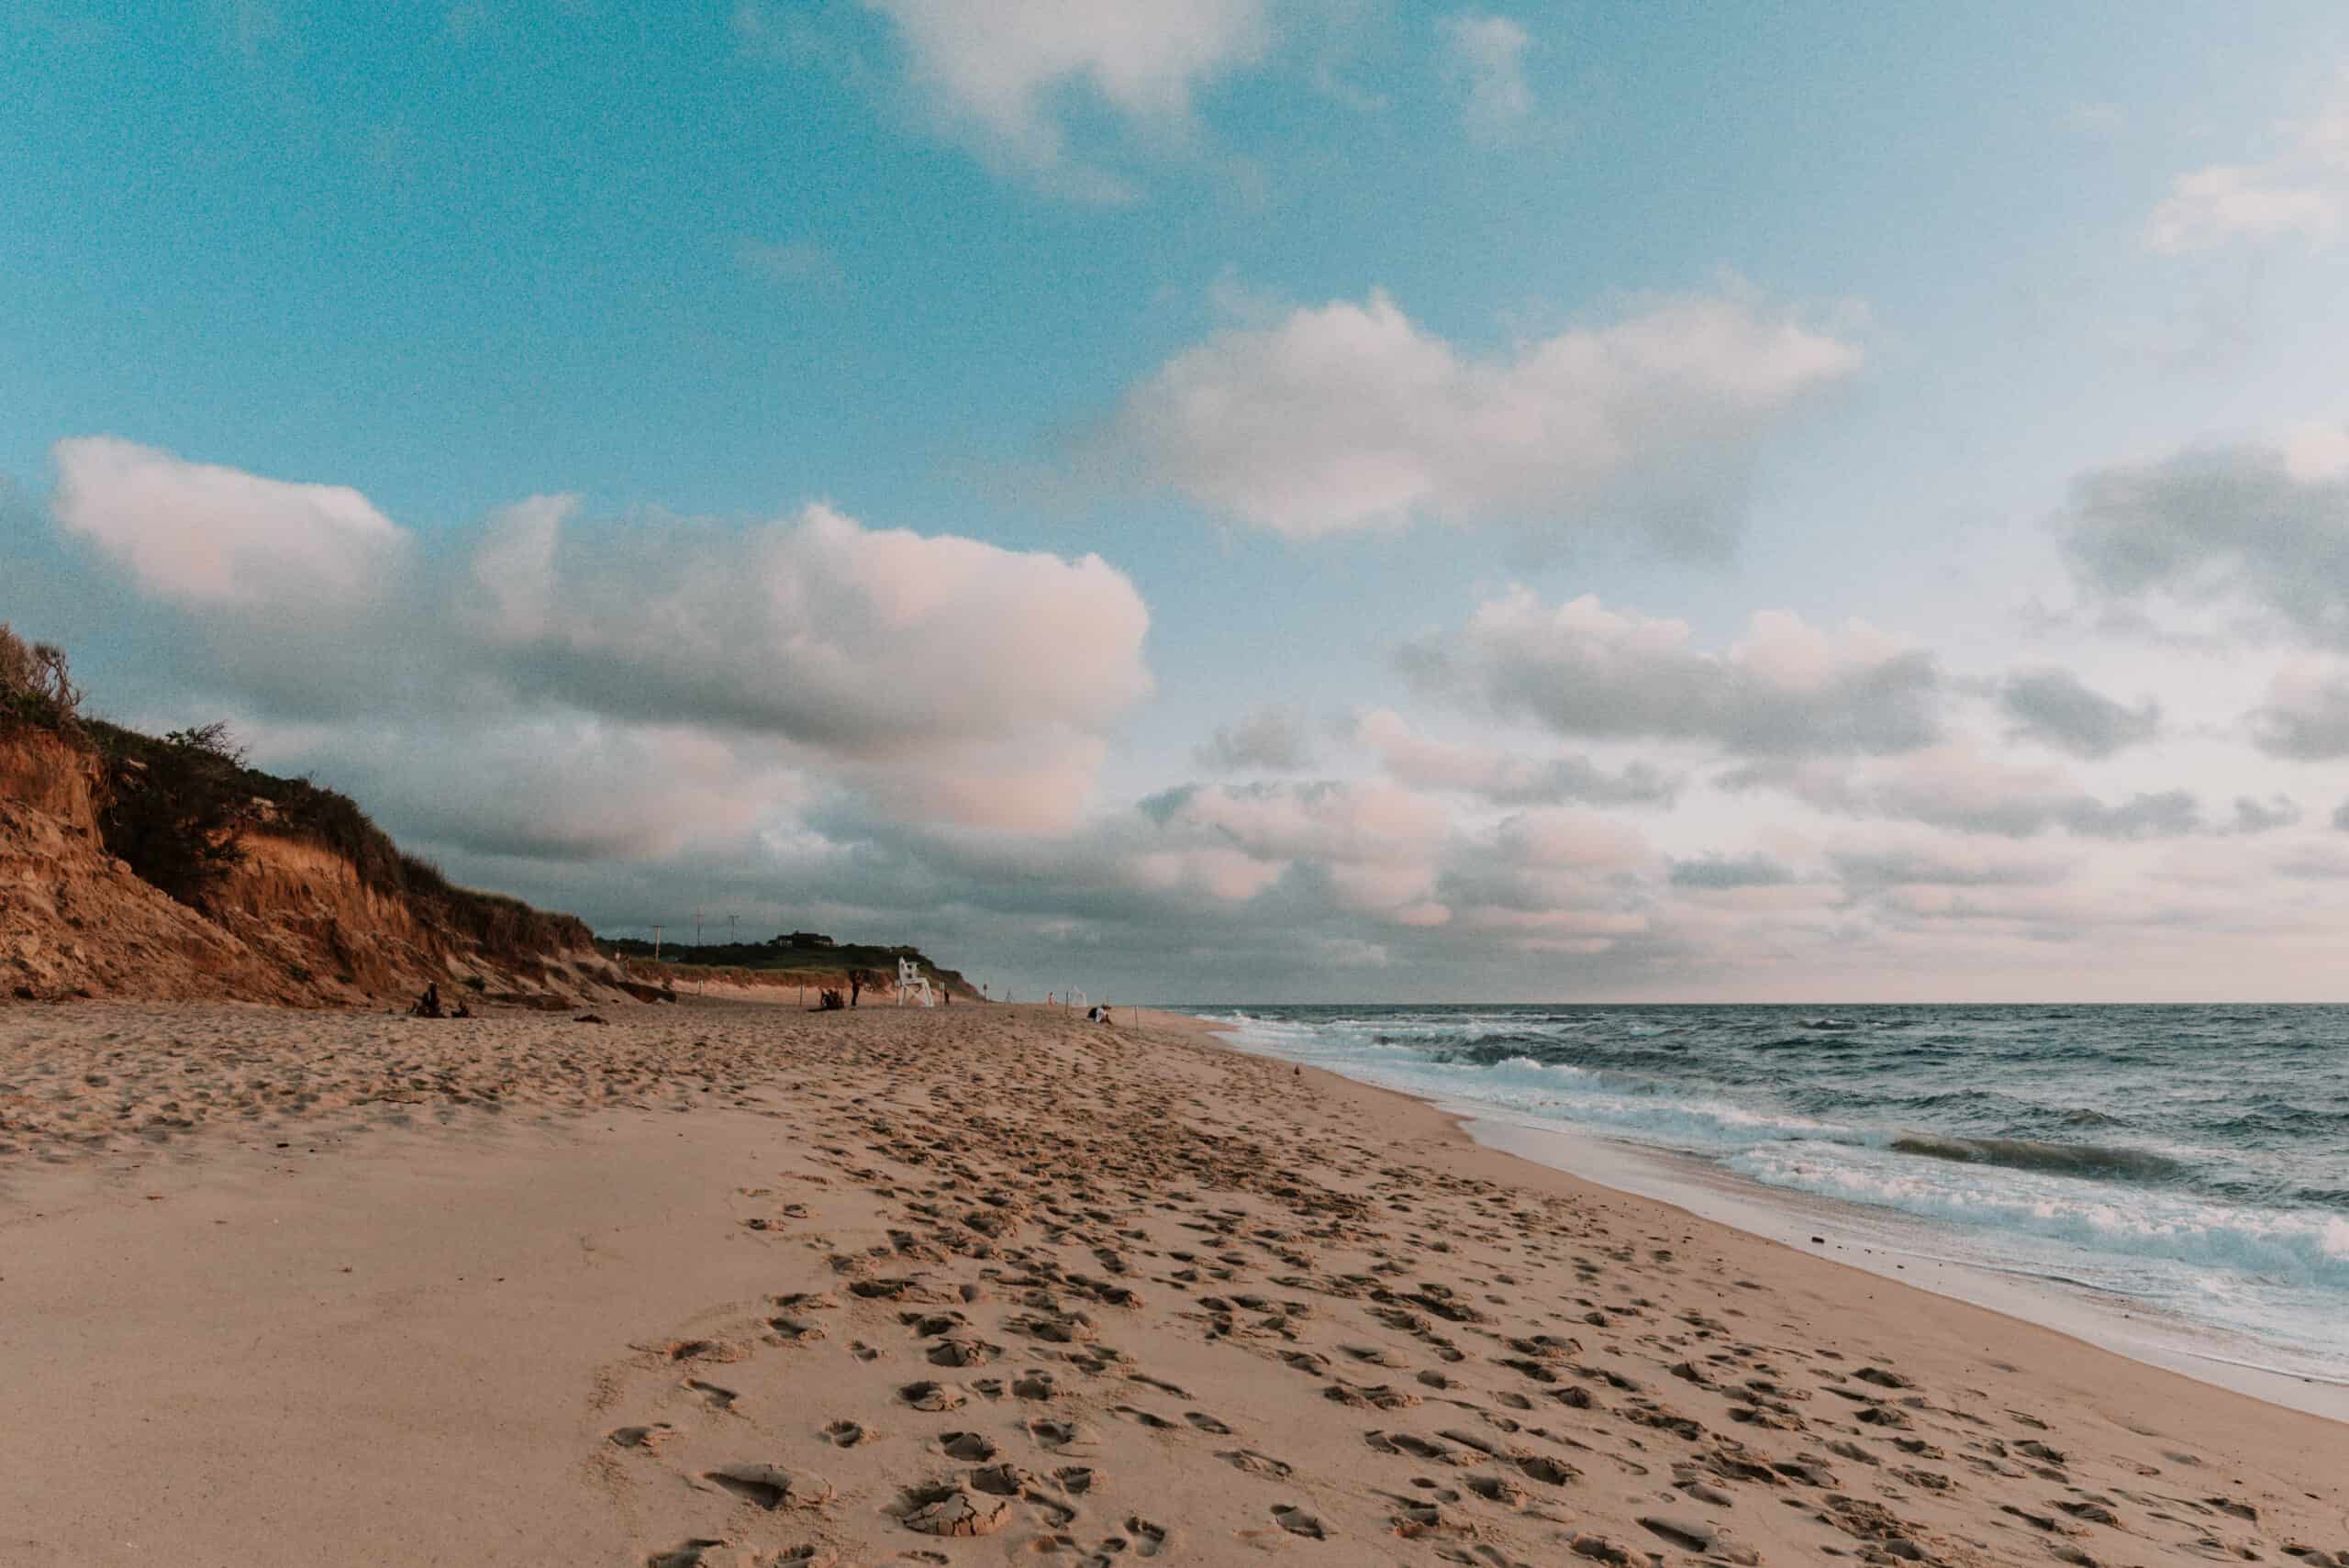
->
1272, 1504, 1329, 1540
1465, 1473, 1531, 1508
900, 1380, 966, 1412
1220, 1449, 1294, 1479
607, 1422, 677, 1451
1127, 1373, 1190, 1397
1186, 1410, 1235, 1435
969, 1462, 1042, 1498
773, 1549, 838, 1568
940, 1430, 1000, 1461
702, 1462, 835, 1511
900, 1484, 1013, 1538
821, 1419, 867, 1448
1112, 1405, 1177, 1430
772, 1291, 840, 1312
1027, 1418, 1096, 1452
1367, 1431, 1459, 1463
682, 1379, 738, 1412
1125, 1518, 1171, 1557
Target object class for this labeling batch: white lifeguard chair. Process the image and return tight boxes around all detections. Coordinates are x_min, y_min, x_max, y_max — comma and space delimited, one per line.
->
896, 957, 936, 1007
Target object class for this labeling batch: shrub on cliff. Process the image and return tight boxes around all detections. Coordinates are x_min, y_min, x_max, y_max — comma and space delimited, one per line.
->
95, 721, 257, 908
0, 623, 83, 733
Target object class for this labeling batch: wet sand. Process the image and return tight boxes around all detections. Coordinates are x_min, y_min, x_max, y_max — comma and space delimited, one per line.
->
2, 998, 2343, 1566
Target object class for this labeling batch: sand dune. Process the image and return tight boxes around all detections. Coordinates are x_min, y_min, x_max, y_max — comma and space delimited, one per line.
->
1, 998, 2343, 1565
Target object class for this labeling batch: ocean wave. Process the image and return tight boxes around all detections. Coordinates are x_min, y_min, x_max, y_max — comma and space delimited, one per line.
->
1731, 1142, 2349, 1292
1888, 1132, 2185, 1183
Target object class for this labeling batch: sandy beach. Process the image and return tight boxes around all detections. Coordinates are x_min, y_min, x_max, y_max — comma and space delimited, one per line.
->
3, 997, 2343, 1567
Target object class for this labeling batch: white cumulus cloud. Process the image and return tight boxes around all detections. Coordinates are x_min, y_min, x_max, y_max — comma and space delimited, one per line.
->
1110, 289, 1860, 545
863, 0, 1270, 198
53, 436, 407, 609
2145, 79, 2349, 253
1410, 590, 1941, 755
45, 439, 1152, 837
1437, 12, 1531, 139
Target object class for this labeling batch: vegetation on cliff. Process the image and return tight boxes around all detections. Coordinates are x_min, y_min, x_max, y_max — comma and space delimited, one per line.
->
596, 932, 979, 999
0, 623, 84, 735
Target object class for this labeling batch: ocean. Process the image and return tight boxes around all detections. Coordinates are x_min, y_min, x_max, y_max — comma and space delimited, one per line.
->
1199, 1004, 2349, 1396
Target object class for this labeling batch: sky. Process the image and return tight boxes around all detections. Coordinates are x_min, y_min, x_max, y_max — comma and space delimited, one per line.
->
8, 3, 2349, 1001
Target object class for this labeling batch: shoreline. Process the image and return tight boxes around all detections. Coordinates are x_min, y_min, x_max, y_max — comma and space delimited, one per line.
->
1176, 1006, 2349, 1426
1462, 1115, 2349, 1422
6, 996, 2345, 1565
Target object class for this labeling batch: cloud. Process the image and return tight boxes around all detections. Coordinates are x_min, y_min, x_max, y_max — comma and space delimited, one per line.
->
470, 502, 1150, 767
52, 436, 407, 610
1353, 706, 1678, 805
2251, 662, 2349, 759
2145, 83, 2349, 253
2146, 165, 2340, 254
1108, 288, 1861, 545
286, 717, 811, 863
2061, 790, 2202, 840
1998, 666, 2160, 758
47, 439, 1152, 835
1730, 744, 2206, 841
2229, 794, 2301, 834
1830, 834, 2070, 889
1412, 590, 1941, 756
860, 0, 1270, 199
1668, 852, 1797, 890
1196, 706, 1314, 771
1167, 779, 1453, 922
1433, 807, 1654, 952
1437, 12, 1531, 139
2057, 439, 2349, 645
2284, 421, 2349, 482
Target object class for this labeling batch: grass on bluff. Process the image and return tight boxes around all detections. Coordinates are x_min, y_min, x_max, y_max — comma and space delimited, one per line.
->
600, 934, 974, 997
0, 622, 84, 734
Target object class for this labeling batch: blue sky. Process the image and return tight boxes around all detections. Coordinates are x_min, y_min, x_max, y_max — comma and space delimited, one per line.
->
10, 3, 2349, 1000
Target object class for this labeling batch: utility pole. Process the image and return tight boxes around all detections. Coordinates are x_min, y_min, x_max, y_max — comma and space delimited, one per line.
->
651, 924, 663, 961
728, 913, 738, 947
